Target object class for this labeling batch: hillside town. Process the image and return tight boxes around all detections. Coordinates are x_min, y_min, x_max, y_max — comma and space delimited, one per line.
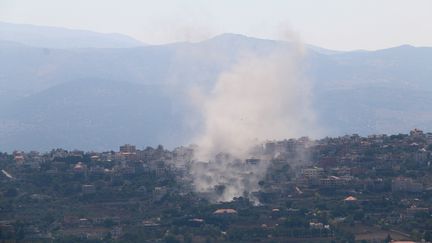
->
1, 129, 432, 242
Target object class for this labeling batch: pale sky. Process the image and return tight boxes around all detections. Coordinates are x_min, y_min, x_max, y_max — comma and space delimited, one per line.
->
0, 0, 431, 51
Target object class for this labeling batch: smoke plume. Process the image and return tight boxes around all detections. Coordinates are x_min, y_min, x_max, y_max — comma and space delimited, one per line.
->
190, 35, 318, 202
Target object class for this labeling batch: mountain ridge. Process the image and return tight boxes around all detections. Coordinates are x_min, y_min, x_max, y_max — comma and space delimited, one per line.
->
0, 22, 145, 49
1, 25, 432, 151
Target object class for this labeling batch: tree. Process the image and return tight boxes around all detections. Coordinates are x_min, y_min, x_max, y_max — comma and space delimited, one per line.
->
4, 187, 17, 197
385, 233, 392, 243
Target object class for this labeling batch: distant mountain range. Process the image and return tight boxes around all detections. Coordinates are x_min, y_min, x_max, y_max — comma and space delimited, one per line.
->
0, 22, 145, 48
1, 22, 432, 151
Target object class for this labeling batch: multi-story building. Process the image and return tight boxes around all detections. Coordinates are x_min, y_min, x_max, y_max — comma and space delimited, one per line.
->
119, 144, 136, 155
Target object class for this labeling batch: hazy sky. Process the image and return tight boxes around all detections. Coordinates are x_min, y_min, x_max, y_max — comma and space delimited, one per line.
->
1, 0, 431, 50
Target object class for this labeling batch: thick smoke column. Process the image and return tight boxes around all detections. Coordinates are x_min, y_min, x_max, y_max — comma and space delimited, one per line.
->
190, 36, 318, 202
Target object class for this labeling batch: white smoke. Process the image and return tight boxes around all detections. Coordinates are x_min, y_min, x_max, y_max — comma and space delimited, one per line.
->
189, 35, 319, 202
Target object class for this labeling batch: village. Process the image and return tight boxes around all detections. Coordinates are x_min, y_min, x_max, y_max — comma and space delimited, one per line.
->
1, 129, 432, 242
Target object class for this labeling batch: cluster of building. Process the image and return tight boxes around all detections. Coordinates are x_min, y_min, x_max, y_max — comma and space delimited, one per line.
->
1, 129, 432, 241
